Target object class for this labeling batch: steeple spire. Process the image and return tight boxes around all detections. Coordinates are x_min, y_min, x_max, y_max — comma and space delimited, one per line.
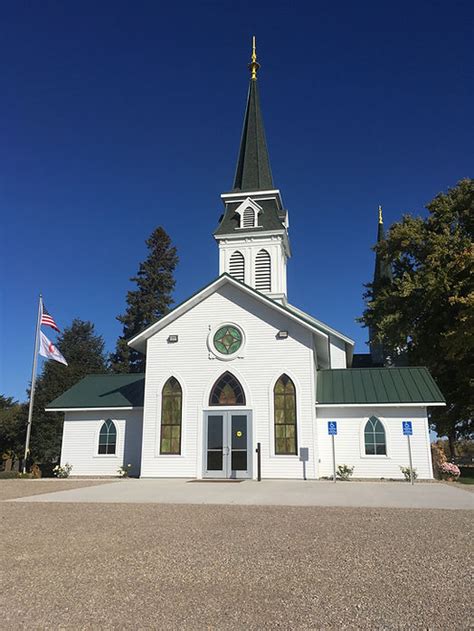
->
232, 37, 274, 192
370, 206, 393, 365
374, 205, 392, 285
249, 35, 260, 80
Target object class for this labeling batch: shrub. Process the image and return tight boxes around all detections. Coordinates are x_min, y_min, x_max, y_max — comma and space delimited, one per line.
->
431, 442, 447, 478
439, 462, 461, 480
0, 470, 20, 479
117, 464, 132, 478
400, 466, 418, 481
336, 465, 354, 481
53, 463, 73, 478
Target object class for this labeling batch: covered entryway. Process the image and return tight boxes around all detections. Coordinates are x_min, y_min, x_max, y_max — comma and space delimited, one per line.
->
203, 411, 252, 479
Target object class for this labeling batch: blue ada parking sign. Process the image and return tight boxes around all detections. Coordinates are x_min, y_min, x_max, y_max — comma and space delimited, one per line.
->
328, 421, 337, 435
402, 421, 413, 436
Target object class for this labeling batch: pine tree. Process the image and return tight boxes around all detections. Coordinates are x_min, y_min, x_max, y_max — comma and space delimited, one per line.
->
361, 179, 473, 451
27, 319, 108, 463
110, 226, 178, 373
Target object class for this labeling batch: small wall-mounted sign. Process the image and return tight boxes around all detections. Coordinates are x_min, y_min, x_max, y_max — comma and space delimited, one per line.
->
299, 447, 309, 462
167, 335, 179, 343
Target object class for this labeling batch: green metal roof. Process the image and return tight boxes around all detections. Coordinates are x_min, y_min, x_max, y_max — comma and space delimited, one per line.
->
47, 374, 145, 409
317, 367, 445, 405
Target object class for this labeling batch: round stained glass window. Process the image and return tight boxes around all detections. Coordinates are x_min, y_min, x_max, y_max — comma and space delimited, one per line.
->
213, 325, 242, 355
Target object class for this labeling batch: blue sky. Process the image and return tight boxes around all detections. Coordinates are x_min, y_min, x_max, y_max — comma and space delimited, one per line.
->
1, 0, 472, 401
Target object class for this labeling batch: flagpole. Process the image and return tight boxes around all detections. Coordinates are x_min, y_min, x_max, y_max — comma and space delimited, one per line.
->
23, 294, 42, 473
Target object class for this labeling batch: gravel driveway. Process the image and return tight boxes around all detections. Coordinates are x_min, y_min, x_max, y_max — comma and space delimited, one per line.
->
0, 500, 471, 629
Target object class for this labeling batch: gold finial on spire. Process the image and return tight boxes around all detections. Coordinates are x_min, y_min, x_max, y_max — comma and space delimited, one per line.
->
249, 35, 260, 80
378, 205, 383, 224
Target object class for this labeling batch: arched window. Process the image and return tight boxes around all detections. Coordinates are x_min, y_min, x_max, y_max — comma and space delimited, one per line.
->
160, 377, 182, 454
274, 374, 297, 455
364, 416, 386, 455
229, 250, 245, 282
209, 372, 246, 406
255, 249, 271, 292
98, 419, 117, 455
242, 207, 255, 228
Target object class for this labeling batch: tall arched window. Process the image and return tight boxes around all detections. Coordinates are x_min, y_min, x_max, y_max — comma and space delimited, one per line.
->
229, 250, 245, 282
242, 207, 256, 228
160, 377, 183, 454
209, 372, 246, 406
364, 416, 386, 455
98, 419, 117, 455
274, 374, 297, 455
255, 249, 271, 292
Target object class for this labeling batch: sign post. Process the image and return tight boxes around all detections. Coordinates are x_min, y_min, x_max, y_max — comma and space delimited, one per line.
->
299, 447, 309, 481
328, 421, 337, 483
402, 421, 414, 485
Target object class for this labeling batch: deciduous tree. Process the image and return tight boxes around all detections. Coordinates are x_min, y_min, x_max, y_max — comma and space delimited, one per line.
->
361, 179, 473, 452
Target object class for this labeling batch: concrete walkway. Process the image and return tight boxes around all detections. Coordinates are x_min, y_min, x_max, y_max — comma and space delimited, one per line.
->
10, 478, 474, 510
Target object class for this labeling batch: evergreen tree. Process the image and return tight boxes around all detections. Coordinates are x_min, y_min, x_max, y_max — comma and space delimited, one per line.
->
361, 179, 473, 452
27, 319, 108, 463
110, 226, 178, 373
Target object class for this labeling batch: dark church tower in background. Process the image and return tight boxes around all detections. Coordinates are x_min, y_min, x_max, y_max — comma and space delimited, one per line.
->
369, 206, 393, 366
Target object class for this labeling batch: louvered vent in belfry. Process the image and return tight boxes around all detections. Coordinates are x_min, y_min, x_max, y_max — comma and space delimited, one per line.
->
229, 251, 245, 282
255, 249, 271, 292
242, 207, 255, 228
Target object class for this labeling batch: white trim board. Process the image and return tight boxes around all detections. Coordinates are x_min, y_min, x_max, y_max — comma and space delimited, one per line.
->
46, 406, 143, 412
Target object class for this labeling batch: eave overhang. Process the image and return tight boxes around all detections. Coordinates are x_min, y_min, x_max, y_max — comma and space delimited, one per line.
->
128, 273, 329, 354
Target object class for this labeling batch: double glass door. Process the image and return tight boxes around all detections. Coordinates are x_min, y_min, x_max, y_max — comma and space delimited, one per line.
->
203, 411, 252, 479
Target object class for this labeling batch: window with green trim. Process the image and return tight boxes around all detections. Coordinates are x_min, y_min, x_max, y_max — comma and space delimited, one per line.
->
364, 416, 386, 455
160, 377, 182, 455
98, 419, 117, 455
274, 374, 297, 455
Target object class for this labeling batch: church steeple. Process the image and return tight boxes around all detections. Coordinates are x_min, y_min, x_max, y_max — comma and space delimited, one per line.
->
233, 37, 274, 192
370, 206, 393, 365
373, 206, 393, 285
214, 39, 289, 303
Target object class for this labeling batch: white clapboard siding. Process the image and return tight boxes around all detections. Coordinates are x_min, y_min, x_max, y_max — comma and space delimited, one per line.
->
242, 206, 255, 227
141, 282, 317, 479
60, 409, 143, 476
229, 250, 245, 282
329, 334, 347, 368
316, 406, 433, 479
255, 249, 271, 292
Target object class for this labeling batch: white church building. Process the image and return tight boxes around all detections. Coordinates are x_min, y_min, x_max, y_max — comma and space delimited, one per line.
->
48, 45, 444, 480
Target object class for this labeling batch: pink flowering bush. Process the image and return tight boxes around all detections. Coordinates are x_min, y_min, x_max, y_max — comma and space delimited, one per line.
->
439, 462, 461, 480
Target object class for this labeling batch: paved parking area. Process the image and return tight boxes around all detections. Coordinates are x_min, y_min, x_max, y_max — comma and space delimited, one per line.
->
8, 478, 474, 509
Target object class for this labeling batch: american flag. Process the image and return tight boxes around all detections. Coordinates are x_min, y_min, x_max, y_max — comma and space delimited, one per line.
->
41, 302, 60, 332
